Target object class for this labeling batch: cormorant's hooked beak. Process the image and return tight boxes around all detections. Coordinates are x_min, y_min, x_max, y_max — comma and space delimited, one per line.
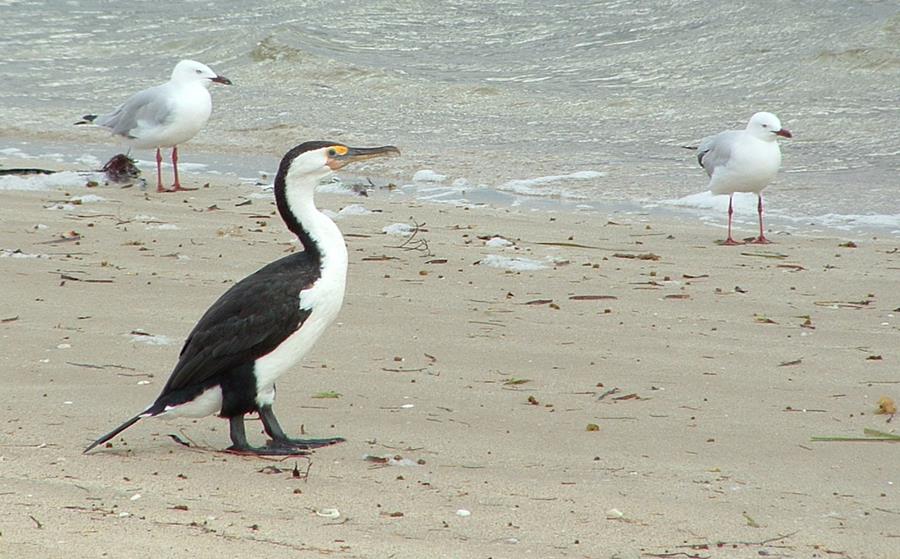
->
775, 128, 792, 138
211, 75, 233, 85
327, 145, 401, 170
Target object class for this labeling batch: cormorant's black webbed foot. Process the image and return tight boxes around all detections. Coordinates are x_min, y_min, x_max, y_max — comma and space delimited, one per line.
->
259, 405, 345, 449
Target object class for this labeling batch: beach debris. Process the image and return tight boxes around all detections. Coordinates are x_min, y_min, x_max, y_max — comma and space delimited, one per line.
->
813, 299, 873, 309
363, 454, 422, 467
568, 295, 617, 301
778, 358, 803, 367
838, 241, 858, 248
740, 251, 788, 259
386, 218, 431, 256
527, 395, 540, 406
502, 377, 531, 386
876, 396, 896, 420
866, 355, 883, 361
598, 387, 620, 400
101, 153, 142, 184
535, 241, 602, 249
797, 315, 815, 329
753, 314, 777, 324
742, 512, 761, 528
613, 252, 660, 261
1, 315, 19, 323
311, 390, 341, 399
605, 508, 625, 520
586, 423, 600, 432
811, 428, 900, 442
37, 230, 81, 244
167, 434, 191, 447
315, 508, 340, 519
455, 509, 471, 518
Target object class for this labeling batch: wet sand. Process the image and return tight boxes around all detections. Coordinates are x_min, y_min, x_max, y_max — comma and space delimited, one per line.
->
1, 156, 898, 558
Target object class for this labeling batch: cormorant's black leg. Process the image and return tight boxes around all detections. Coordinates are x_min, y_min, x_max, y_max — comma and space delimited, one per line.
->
226, 415, 311, 456
259, 405, 345, 449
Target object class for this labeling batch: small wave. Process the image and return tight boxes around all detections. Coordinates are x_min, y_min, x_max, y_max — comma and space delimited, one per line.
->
812, 47, 900, 71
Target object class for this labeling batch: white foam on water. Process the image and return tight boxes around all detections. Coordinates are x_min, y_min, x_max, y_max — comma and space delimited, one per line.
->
485, 236, 514, 248
383, 222, 415, 236
70, 194, 106, 204
337, 203, 370, 216
1, 248, 49, 259
480, 254, 547, 271
412, 169, 448, 183
497, 171, 605, 199
0, 171, 88, 192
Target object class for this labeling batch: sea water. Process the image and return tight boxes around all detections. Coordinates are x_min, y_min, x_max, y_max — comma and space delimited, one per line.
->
1, 1, 897, 233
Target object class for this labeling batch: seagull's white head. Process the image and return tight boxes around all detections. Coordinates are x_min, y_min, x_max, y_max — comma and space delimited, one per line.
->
170, 60, 232, 87
746, 112, 792, 141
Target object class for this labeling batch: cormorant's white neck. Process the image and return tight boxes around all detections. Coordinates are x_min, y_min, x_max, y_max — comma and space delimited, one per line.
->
275, 167, 346, 269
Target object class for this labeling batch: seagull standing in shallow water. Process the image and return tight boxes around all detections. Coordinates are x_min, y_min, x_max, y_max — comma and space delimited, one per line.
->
697, 112, 792, 245
84, 141, 400, 455
77, 60, 232, 193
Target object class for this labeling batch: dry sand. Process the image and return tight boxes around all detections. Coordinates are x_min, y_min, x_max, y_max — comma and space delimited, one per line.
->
1, 155, 898, 559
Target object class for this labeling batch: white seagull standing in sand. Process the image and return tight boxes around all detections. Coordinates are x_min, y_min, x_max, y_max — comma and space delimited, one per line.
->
77, 60, 232, 193
697, 112, 792, 245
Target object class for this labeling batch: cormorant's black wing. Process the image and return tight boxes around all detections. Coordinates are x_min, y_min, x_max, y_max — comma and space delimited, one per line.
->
160, 251, 319, 394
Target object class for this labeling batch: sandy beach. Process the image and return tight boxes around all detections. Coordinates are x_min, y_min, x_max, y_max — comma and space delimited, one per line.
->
1, 155, 898, 559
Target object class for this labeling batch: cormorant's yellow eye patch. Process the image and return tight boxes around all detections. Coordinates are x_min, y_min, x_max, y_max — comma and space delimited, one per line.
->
329, 145, 348, 156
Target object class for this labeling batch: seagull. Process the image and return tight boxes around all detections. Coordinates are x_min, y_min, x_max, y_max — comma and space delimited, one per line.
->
697, 112, 792, 245
84, 141, 401, 455
76, 60, 232, 193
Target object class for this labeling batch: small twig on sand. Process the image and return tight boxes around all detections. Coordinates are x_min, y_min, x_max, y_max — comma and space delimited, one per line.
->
387, 217, 433, 257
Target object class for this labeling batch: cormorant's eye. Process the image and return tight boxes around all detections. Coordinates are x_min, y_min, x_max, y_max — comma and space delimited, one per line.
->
327, 148, 337, 157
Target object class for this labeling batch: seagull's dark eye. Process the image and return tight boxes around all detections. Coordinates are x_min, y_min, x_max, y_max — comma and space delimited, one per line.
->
195, 69, 202, 74
761, 123, 768, 128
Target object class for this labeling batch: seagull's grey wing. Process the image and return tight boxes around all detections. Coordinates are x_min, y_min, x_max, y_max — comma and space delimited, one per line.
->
94, 84, 175, 139
697, 131, 736, 177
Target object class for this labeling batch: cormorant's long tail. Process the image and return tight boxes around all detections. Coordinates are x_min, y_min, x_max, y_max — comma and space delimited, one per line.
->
83, 414, 143, 454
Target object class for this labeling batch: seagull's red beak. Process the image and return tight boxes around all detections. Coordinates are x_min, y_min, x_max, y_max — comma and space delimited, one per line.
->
775, 128, 792, 138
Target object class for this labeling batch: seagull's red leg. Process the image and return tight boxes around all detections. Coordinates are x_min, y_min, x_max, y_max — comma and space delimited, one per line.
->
172, 145, 181, 189
155, 148, 166, 192
161, 146, 197, 192
751, 193, 771, 244
722, 194, 741, 245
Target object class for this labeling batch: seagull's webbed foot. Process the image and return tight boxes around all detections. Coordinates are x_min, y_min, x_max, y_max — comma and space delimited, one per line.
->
749, 236, 772, 245
720, 237, 743, 246
161, 185, 198, 193
259, 405, 345, 450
